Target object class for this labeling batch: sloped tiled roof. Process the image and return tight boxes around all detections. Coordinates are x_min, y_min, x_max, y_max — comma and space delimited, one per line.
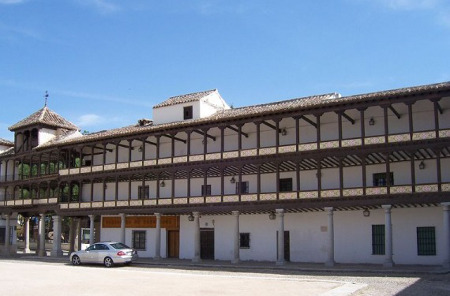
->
35, 81, 450, 150
0, 138, 14, 146
153, 89, 217, 109
0, 147, 14, 157
9, 106, 78, 131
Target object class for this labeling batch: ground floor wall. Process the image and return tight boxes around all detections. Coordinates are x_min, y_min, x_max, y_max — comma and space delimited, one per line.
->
98, 206, 448, 266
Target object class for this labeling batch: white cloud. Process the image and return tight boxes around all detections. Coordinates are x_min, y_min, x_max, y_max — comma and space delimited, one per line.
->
376, 0, 440, 10
76, 0, 120, 14
0, 0, 24, 4
77, 114, 103, 127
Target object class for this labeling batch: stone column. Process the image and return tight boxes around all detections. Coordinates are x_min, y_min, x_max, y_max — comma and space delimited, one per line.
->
89, 215, 95, 245
154, 213, 161, 260
442, 202, 450, 269
51, 215, 63, 257
192, 212, 201, 263
232, 211, 240, 264
324, 207, 335, 267
38, 213, 46, 257
76, 218, 81, 251
382, 205, 394, 267
24, 216, 31, 253
69, 218, 76, 253
120, 213, 126, 243
4, 214, 10, 256
276, 209, 285, 265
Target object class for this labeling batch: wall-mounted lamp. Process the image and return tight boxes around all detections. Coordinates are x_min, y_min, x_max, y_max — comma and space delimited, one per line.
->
230, 176, 236, 184
269, 212, 276, 220
187, 213, 194, 222
419, 161, 425, 170
280, 128, 287, 136
138, 146, 143, 152
369, 118, 375, 126
160, 180, 166, 187
104, 184, 108, 190
363, 209, 370, 217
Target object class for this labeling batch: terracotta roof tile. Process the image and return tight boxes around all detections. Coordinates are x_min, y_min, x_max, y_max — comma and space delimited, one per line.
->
9, 106, 79, 131
0, 138, 14, 146
153, 89, 217, 109
36, 81, 450, 150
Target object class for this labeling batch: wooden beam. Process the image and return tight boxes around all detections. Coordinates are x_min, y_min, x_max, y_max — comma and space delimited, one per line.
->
388, 106, 401, 119
436, 102, 444, 114
341, 112, 355, 125
144, 140, 157, 146
162, 134, 186, 144
93, 146, 113, 153
193, 130, 216, 141
226, 126, 249, 138
299, 115, 317, 128
261, 121, 280, 132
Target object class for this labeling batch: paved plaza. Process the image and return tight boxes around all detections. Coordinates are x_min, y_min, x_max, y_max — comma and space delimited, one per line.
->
0, 257, 449, 296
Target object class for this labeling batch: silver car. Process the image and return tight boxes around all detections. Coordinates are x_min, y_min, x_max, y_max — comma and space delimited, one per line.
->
70, 242, 138, 267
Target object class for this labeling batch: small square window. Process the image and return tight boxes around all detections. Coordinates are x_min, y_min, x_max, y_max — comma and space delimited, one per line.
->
184, 106, 193, 120
201, 184, 211, 196
279, 178, 293, 192
138, 186, 149, 199
240, 233, 250, 249
373, 172, 394, 187
236, 181, 249, 194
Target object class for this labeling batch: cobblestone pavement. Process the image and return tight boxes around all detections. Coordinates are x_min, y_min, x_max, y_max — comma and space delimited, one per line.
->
1, 256, 449, 295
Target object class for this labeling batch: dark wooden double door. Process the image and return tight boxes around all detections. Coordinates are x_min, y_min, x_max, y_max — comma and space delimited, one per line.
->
277, 231, 290, 262
200, 229, 215, 260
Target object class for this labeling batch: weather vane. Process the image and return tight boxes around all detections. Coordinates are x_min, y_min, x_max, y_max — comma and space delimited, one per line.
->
44, 91, 49, 107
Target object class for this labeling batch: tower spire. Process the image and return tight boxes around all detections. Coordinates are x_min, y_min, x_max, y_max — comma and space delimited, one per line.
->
44, 91, 49, 107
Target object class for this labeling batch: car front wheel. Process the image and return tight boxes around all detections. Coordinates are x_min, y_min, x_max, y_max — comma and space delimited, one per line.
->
71, 255, 81, 266
104, 257, 114, 268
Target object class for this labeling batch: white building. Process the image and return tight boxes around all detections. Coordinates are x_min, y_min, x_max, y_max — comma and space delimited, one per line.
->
1, 82, 449, 268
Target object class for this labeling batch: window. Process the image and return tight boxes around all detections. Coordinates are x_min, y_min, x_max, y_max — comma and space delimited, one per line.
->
372, 225, 385, 255
201, 184, 211, 196
279, 178, 293, 192
417, 227, 436, 256
183, 106, 193, 120
373, 172, 394, 187
138, 186, 149, 199
240, 233, 250, 249
236, 181, 249, 194
133, 231, 146, 250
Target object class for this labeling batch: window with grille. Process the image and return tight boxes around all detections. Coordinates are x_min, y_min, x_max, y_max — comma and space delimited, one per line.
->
417, 227, 436, 256
201, 184, 211, 196
240, 233, 250, 249
236, 181, 249, 194
373, 172, 394, 187
183, 106, 193, 120
138, 186, 149, 199
372, 224, 385, 255
132, 231, 146, 250
279, 178, 293, 192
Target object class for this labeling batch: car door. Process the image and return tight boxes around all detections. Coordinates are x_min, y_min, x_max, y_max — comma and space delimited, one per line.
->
82, 245, 97, 263
92, 243, 109, 263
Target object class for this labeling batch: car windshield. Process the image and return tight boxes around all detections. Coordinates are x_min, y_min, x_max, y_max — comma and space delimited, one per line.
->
110, 243, 130, 250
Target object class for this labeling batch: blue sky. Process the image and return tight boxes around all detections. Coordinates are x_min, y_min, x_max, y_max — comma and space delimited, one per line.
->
1, 0, 449, 141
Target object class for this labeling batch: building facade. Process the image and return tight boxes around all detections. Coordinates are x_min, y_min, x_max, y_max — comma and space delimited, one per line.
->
0, 83, 449, 267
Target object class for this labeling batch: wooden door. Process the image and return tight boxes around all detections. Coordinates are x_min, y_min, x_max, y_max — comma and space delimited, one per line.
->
167, 230, 179, 258
277, 230, 290, 262
200, 229, 214, 260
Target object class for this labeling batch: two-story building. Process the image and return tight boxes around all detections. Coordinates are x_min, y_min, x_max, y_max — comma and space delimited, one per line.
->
1, 83, 449, 267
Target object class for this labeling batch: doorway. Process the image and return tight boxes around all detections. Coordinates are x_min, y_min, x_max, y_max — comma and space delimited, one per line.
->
200, 229, 214, 260
167, 230, 179, 258
277, 230, 290, 262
